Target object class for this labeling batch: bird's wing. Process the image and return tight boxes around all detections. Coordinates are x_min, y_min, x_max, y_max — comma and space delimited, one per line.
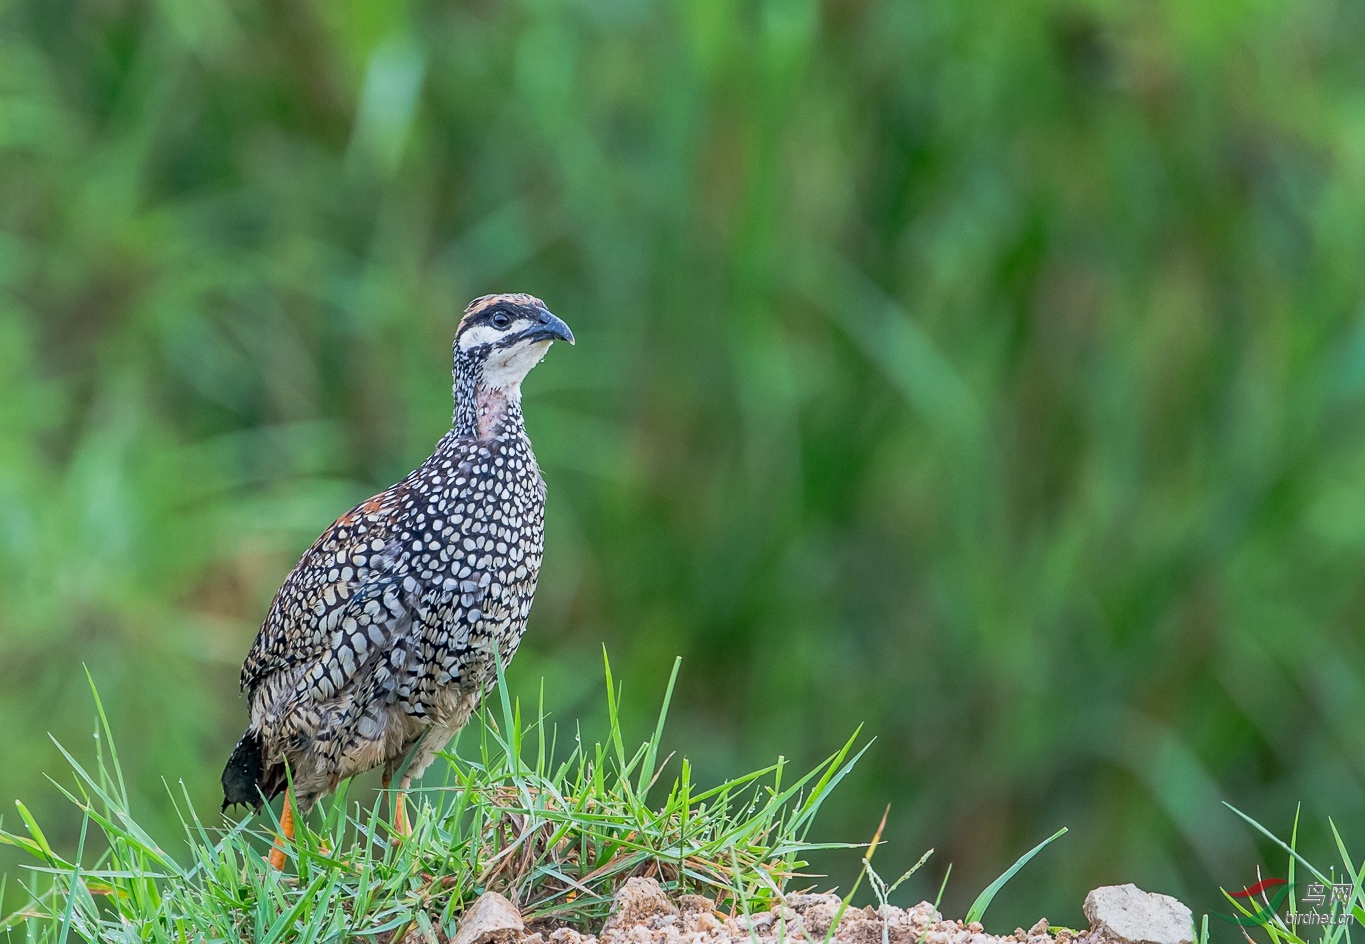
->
240, 484, 414, 696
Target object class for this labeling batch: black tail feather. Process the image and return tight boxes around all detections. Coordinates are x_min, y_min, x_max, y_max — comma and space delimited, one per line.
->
221, 730, 285, 812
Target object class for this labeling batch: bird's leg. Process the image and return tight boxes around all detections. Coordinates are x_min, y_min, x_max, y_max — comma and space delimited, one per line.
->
268, 791, 295, 870
393, 772, 411, 838
382, 767, 410, 838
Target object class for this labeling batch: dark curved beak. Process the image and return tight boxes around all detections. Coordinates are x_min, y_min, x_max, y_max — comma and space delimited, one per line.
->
527, 309, 575, 345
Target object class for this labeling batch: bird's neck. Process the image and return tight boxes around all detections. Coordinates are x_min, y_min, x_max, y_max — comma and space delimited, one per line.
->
453, 366, 524, 441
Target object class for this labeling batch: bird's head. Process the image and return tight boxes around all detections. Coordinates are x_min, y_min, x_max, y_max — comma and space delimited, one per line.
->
453, 293, 574, 395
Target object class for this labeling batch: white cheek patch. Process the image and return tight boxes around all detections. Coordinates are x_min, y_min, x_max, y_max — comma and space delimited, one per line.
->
458, 324, 504, 351
483, 340, 553, 393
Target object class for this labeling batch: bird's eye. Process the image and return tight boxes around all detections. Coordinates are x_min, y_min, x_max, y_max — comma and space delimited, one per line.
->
491, 312, 512, 329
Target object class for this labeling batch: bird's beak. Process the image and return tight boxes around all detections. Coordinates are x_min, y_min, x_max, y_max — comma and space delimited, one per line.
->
527, 309, 575, 345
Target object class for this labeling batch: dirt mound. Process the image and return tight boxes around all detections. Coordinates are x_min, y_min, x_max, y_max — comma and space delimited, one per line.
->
437, 879, 1193, 944
443, 880, 1059, 944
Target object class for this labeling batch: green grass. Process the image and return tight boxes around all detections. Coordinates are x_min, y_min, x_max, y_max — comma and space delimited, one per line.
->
813, 811, 1066, 943
0, 656, 867, 943
964, 827, 1068, 927
1215, 805, 1365, 944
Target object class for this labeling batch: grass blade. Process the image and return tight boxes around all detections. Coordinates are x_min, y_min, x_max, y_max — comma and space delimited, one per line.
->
964, 828, 1068, 927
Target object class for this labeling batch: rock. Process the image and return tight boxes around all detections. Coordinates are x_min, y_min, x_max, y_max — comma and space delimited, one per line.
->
746, 912, 776, 931
784, 892, 844, 938
786, 893, 844, 914
604, 878, 679, 933
1083, 884, 1193, 944
548, 929, 591, 944
454, 891, 525, 944
677, 895, 714, 914
694, 911, 721, 933
795, 899, 842, 938
908, 902, 944, 927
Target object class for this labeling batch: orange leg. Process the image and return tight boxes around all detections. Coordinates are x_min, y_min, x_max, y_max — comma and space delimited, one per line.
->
382, 769, 410, 837
268, 791, 295, 870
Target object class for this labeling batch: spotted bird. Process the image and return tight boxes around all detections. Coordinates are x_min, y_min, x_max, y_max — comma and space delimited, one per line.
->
222, 294, 573, 864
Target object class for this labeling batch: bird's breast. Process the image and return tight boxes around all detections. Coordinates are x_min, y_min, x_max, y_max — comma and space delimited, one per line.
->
405, 434, 546, 653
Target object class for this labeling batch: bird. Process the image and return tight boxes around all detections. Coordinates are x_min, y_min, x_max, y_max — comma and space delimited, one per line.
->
221, 293, 574, 866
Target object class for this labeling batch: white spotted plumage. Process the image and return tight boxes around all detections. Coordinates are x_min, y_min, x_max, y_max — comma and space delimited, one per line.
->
223, 293, 574, 812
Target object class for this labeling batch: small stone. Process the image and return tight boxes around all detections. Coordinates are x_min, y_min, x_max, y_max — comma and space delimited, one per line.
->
747, 912, 776, 931
798, 901, 840, 939
605, 878, 680, 933
677, 896, 714, 914
1029, 920, 1050, 937
454, 891, 525, 944
786, 893, 844, 914
1084, 884, 1193, 944
909, 902, 943, 926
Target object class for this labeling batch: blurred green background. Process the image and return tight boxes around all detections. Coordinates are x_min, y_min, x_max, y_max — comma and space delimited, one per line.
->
3, 0, 1365, 931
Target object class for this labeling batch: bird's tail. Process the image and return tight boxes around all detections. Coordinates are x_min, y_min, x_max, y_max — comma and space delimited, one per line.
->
221, 729, 286, 811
